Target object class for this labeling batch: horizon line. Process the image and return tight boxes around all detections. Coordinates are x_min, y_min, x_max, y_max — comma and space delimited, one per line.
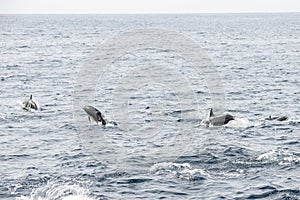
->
0, 11, 300, 15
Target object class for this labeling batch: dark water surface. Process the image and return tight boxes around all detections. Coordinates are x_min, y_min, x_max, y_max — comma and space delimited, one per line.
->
1, 14, 300, 199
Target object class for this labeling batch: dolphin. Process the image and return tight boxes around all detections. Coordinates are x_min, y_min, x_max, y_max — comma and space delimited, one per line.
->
22, 95, 38, 111
204, 108, 235, 126
83, 105, 107, 125
277, 116, 288, 121
265, 115, 288, 121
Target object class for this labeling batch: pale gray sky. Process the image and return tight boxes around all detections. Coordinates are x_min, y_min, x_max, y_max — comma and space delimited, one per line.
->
0, 0, 300, 14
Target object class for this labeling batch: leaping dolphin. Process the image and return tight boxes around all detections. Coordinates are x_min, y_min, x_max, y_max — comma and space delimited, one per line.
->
22, 95, 38, 111
204, 108, 235, 126
83, 105, 107, 125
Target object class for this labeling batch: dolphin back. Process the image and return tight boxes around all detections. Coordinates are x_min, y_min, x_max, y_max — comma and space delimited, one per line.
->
209, 113, 234, 126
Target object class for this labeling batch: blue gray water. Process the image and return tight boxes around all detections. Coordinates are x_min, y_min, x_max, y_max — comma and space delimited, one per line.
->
1, 14, 300, 199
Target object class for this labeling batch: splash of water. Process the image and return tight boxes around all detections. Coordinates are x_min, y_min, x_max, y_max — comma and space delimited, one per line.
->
16, 181, 94, 200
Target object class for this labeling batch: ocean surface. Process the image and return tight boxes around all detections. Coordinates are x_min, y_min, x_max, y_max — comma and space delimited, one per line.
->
1, 14, 300, 200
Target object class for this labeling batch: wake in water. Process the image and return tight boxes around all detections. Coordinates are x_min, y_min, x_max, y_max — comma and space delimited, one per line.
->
199, 116, 260, 128
200, 114, 299, 128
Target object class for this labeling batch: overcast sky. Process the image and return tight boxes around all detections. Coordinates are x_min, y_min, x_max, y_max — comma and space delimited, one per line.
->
0, 0, 300, 14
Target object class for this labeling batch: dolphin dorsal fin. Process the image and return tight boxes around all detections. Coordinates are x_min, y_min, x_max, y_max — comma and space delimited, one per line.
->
209, 108, 214, 117
30, 95, 33, 100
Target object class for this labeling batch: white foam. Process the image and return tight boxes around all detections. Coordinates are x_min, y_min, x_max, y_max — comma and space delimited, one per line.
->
256, 150, 300, 166
288, 117, 300, 123
150, 162, 191, 173
0, 113, 6, 120
105, 121, 118, 127
225, 118, 254, 128
150, 162, 208, 180
199, 119, 210, 127
16, 181, 94, 200
175, 168, 208, 181
199, 117, 259, 128
62, 195, 93, 200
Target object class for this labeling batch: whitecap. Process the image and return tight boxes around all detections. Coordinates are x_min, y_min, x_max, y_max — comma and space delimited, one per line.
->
256, 150, 300, 166
150, 162, 191, 174
16, 181, 94, 200
150, 162, 208, 181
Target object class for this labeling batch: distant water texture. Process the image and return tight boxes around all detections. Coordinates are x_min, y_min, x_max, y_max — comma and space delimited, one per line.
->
0, 14, 300, 199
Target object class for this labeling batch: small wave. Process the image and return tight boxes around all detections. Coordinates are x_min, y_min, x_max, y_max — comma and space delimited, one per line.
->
150, 162, 207, 181
247, 188, 300, 199
61, 195, 93, 200
117, 177, 152, 184
150, 162, 192, 173
16, 181, 94, 200
288, 117, 300, 125
256, 150, 300, 166
0, 113, 6, 120
174, 168, 207, 181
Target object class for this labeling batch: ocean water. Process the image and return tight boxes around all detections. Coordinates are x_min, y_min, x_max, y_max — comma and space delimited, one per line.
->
1, 13, 300, 200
